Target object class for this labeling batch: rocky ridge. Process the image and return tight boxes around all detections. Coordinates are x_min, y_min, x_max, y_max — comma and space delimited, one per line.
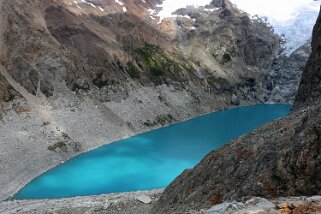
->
294, 9, 321, 110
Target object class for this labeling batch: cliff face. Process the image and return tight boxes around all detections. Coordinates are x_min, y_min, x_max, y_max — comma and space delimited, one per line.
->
152, 9, 321, 214
294, 9, 321, 110
264, 42, 310, 103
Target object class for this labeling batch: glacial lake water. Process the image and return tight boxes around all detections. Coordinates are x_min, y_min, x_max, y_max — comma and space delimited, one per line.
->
14, 104, 291, 199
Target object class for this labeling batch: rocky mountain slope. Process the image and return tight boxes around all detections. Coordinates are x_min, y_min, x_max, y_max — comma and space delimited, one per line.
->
0, 0, 282, 106
264, 42, 310, 103
152, 8, 321, 213
294, 11, 321, 110
0, 0, 310, 203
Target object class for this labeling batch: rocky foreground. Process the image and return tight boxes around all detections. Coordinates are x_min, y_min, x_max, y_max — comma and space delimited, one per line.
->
1, 191, 321, 214
0, 190, 163, 214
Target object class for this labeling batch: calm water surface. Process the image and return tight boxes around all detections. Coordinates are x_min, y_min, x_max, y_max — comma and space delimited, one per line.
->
14, 104, 291, 199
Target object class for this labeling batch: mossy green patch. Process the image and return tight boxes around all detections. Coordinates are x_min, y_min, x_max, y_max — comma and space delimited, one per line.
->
4, 94, 15, 102
135, 43, 166, 77
123, 40, 197, 84
143, 114, 175, 127
207, 75, 229, 85
222, 53, 232, 62
48, 141, 68, 152
93, 75, 108, 89
126, 62, 140, 79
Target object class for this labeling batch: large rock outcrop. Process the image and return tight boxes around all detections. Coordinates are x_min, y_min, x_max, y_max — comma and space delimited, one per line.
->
294, 10, 321, 110
152, 8, 321, 214
264, 42, 310, 103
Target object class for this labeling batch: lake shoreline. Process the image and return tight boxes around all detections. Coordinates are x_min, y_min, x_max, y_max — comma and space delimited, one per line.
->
0, 93, 289, 202
13, 104, 291, 200
0, 98, 221, 201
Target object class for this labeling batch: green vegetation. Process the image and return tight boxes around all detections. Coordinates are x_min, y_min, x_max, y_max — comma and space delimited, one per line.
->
72, 82, 90, 92
48, 141, 81, 153
61, 132, 71, 140
126, 62, 140, 79
135, 43, 159, 61
143, 114, 174, 127
206, 73, 230, 92
70, 141, 81, 152
211, 53, 218, 59
42, 121, 50, 126
4, 94, 15, 102
135, 43, 166, 77
222, 53, 232, 62
207, 75, 229, 85
122, 40, 197, 84
93, 75, 108, 89
48, 141, 68, 152
150, 66, 164, 77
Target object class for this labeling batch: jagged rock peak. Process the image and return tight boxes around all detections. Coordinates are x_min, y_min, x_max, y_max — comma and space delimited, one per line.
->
211, 0, 225, 8
294, 7, 321, 110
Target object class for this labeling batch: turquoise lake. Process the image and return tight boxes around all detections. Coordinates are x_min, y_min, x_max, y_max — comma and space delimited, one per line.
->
14, 104, 291, 199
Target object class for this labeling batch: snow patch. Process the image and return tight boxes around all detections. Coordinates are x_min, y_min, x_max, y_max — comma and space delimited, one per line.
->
99, 6, 104, 11
115, 0, 124, 6
81, 0, 96, 8
155, 0, 212, 23
148, 9, 156, 14
178, 15, 191, 19
204, 8, 220, 12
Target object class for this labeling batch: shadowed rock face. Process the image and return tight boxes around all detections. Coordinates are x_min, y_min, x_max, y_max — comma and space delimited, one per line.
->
0, 76, 16, 103
264, 42, 310, 103
294, 8, 321, 110
152, 9, 321, 214
0, 73, 21, 113
0, 75, 22, 119
152, 106, 321, 213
